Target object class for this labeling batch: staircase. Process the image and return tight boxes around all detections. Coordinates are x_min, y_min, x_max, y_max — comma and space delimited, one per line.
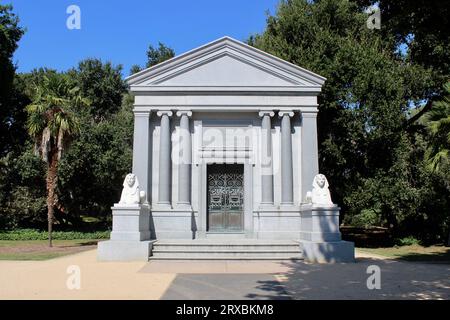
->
149, 239, 303, 260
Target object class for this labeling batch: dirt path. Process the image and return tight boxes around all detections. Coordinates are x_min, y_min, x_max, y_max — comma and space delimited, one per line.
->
0, 249, 175, 299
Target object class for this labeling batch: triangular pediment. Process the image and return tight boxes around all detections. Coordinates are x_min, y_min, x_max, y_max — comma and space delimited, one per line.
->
127, 37, 326, 93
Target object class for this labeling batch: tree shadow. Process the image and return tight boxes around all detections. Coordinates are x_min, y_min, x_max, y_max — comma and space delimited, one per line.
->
395, 248, 450, 263
244, 258, 450, 300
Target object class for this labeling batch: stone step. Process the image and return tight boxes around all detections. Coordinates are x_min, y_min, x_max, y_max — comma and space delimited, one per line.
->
149, 256, 303, 261
149, 239, 303, 260
205, 232, 247, 239
153, 244, 299, 251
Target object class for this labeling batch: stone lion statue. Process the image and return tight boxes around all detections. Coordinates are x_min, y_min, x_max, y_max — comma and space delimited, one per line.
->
305, 174, 334, 206
119, 173, 146, 205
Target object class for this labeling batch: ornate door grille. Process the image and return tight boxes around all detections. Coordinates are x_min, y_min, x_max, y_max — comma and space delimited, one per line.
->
207, 164, 244, 232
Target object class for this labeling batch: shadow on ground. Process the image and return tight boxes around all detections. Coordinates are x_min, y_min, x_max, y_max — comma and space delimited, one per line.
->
246, 258, 450, 300
162, 274, 292, 300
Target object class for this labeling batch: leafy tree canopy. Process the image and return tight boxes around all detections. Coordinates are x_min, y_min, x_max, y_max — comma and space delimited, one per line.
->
0, 4, 26, 156
250, 0, 438, 237
146, 42, 175, 68
68, 59, 126, 121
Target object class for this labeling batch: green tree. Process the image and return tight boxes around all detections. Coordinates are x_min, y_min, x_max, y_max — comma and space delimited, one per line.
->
423, 82, 450, 173
354, 0, 449, 125
129, 64, 142, 75
57, 93, 133, 223
250, 0, 433, 235
422, 82, 450, 245
26, 74, 89, 246
68, 59, 126, 121
0, 4, 26, 156
128, 42, 175, 75
146, 42, 175, 67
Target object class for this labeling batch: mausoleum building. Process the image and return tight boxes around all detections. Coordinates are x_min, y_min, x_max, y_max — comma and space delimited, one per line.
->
98, 37, 354, 262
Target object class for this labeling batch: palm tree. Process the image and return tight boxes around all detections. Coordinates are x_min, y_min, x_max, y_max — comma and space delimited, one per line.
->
26, 74, 89, 247
422, 82, 450, 246
423, 82, 450, 172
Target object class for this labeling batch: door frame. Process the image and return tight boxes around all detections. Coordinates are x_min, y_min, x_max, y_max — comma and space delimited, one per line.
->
198, 160, 253, 238
206, 163, 244, 232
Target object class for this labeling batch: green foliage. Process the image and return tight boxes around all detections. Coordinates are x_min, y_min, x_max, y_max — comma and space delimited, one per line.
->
26, 73, 89, 153
129, 64, 142, 75
1, 62, 132, 230
0, 4, 24, 99
345, 209, 381, 228
146, 42, 175, 68
354, 0, 449, 92
394, 236, 421, 246
0, 5, 27, 157
0, 229, 110, 240
422, 82, 450, 173
68, 59, 126, 121
250, 0, 444, 241
128, 42, 175, 76
57, 94, 133, 220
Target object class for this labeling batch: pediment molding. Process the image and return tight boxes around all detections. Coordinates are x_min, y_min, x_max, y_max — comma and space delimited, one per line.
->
127, 37, 326, 94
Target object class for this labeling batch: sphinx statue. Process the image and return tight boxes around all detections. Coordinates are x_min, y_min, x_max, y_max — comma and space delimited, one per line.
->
305, 174, 334, 206
119, 173, 146, 205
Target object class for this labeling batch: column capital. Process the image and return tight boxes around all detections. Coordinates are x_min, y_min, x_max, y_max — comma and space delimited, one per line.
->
156, 110, 173, 117
278, 110, 295, 118
301, 111, 318, 119
176, 110, 193, 117
258, 110, 275, 117
133, 109, 151, 117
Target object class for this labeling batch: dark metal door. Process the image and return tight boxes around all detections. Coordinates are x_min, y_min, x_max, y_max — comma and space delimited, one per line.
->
207, 164, 244, 232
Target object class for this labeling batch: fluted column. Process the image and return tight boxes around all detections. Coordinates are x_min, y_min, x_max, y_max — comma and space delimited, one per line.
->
259, 111, 275, 206
157, 110, 173, 206
279, 110, 294, 205
132, 110, 151, 203
177, 110, 192, 207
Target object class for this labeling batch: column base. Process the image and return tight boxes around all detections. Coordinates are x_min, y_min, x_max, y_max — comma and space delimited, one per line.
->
152, 203, 172, 210
175, 203, 193, 211
150, 209, 197, 240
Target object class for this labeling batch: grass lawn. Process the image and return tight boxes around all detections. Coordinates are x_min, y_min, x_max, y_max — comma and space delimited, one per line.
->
357, 244, 450, 262
0, 239, 99, 261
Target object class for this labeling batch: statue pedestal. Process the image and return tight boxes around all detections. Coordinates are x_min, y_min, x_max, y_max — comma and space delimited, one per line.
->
299, 204, 354, 263
97, 204, 154, 261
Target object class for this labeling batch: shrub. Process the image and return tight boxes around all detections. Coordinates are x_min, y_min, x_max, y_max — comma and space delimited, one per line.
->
394, 236, 421, 246
0, 229, 110, 240
344, 209, 382, 228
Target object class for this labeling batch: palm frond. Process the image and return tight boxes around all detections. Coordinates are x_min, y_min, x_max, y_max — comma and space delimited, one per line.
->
25, 72, 87, 163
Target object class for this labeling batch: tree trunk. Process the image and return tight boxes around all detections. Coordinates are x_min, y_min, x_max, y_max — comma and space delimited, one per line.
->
46, 150, 59, 248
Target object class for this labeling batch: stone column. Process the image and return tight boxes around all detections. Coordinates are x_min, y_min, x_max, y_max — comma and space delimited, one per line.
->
259, 111, 274, 206
176, 110, 192, 207
157, 110, 173, 206
279, 111, 294, 205
301, 111, 319, 202
132, 109, 150, 203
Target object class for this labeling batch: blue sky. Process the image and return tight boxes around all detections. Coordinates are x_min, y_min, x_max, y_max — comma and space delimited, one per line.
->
9, 0, 279, 76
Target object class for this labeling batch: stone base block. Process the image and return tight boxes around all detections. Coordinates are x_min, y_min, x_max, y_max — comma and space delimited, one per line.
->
97, 240, 154, 261
300, 240, 355, 263
150, 210, 197, 239
253, 208, 302, 240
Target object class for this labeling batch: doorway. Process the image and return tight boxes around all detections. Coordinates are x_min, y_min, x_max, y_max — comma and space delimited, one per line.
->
207, 164, 244, 232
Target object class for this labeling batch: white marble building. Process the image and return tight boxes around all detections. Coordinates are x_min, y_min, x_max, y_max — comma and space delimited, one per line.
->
98, 37, 354, 262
